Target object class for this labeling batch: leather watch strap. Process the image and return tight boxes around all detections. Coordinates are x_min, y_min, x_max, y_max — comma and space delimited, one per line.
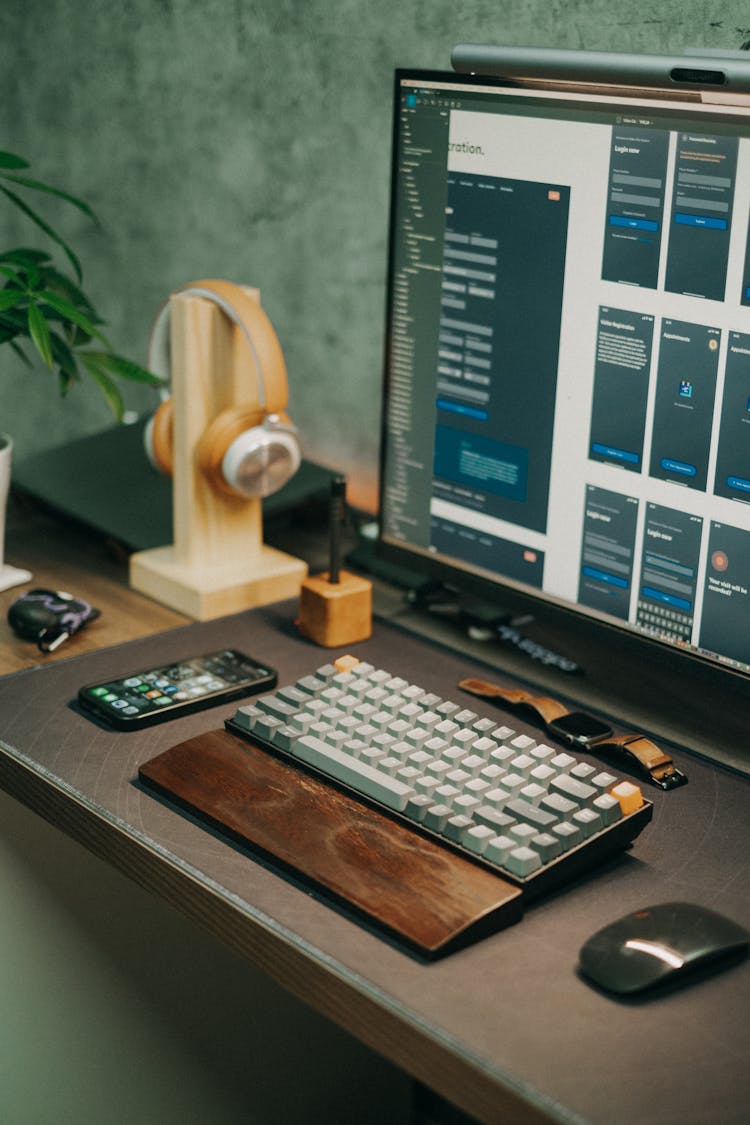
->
459, 678, 571, 724
597, 734, 686, 790
458, 677, 687, 791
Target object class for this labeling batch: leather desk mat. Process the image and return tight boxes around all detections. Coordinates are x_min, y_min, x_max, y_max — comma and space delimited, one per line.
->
1, 602, 748, 1124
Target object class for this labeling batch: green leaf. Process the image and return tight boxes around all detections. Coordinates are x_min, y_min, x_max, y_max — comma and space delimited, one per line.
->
58, 368, 76, 397
37, 288, 109, 345
0, 289, 23, 312
82, 350, 161, 384
0, 306, 28, 331
0, 184, 82, 281
43, 266, 97, 317
0, 263, 27, 286
79, 353, 125, 420
27, 302, 54, 368
49, 329, 80, 380
0, 173, 99, 225
0, 247, 52, 267
0, 152, 29, 170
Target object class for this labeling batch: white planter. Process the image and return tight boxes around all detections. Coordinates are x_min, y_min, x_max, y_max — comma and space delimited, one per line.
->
0, 433, 33, 592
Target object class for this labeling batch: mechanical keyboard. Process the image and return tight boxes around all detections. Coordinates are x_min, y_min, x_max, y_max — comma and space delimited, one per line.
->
226, 654, 653, 898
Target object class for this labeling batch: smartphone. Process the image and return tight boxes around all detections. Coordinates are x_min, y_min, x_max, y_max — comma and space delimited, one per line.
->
78, 648, 277, 730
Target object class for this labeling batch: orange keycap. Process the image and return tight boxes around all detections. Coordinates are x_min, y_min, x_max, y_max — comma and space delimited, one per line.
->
334, 654, 360, 673
611, 780, 643, 815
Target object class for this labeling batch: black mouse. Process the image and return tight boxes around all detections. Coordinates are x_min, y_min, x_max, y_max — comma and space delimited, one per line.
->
579, 902, 750, 995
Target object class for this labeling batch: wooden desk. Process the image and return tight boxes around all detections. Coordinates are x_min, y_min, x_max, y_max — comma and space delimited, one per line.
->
2, 496, 749, 1125
0, 494, 189, 675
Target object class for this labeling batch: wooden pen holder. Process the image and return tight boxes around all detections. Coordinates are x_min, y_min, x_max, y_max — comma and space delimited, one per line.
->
298, 569, 372, 648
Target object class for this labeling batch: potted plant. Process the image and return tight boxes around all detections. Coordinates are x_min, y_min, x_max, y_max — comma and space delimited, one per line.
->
0, 150, 159, 590
0, 149, 158, 416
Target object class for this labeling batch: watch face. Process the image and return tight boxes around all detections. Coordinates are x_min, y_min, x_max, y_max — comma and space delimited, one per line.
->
548, 711, 613, 745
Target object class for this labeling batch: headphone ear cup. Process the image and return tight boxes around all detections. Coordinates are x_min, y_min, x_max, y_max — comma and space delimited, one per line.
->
144, 398, 175, 476
197, 407, 301, 499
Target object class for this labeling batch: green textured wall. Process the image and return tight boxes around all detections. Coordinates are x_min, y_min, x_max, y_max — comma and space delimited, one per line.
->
1, 1, 748, 506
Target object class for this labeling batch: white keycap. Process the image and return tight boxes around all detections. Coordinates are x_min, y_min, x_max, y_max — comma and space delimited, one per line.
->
553, 822, 581, 849
405, 794, 433, 821
233, 704, 263, 731
435, 719, 460, 738
473, 736, 499, 757
550, 752, 577, 771
510, 734, 536, 751
504, 846, 542, 877
423, 804, 452, 831
454, 708, 477, 725
489, 746, 516, 768
485, 835, 515, 865
492, 725, 516, 742
573, 807, 603, 837
453, 794, 481, 817
530, 743, 556, 761
462, 824, 496, 854
531, 832, 561, 863
445, 814, 474, 842
593, 793, 622, 825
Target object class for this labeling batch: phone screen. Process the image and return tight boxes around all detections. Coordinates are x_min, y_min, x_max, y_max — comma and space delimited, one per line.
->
79, 649, 276, 729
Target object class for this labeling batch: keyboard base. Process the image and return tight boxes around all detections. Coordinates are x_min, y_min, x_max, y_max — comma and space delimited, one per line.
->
139, 729, 524, 959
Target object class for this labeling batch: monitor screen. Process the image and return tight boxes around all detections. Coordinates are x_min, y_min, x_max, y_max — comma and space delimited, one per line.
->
378, 69, 750, 680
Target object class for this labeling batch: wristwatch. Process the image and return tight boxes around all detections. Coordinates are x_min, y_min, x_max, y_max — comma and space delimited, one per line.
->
459, 678, 687, 791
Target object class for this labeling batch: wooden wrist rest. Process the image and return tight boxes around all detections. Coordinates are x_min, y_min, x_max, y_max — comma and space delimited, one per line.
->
138, 729, 523, 959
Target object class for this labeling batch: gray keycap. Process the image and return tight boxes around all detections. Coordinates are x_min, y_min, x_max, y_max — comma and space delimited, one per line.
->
505, 797, 558, 831
296, 675, 324, 695
541, 792, 577, 818
257, 694, 296, 720
276, 685, 309, 707
550, 773, 597, 805
295, 734, 414, 811
475, 805, 515, 833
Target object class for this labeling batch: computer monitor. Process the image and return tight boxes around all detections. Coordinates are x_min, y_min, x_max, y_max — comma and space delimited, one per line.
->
377, 61, 750, 686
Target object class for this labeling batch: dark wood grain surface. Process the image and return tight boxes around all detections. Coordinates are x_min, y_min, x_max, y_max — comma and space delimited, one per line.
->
140, 728, 523, 957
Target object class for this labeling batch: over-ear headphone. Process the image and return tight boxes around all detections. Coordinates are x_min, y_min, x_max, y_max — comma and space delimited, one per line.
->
143, 279, 301, 499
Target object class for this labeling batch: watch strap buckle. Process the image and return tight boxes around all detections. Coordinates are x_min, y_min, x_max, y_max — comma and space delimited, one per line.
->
650, 763, 688, 791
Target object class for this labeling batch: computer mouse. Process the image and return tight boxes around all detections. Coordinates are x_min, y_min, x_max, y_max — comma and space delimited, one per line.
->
579, 901, 750, 996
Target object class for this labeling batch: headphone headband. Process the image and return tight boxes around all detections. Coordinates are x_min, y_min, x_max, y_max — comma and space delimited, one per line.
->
147, 278, 288, 414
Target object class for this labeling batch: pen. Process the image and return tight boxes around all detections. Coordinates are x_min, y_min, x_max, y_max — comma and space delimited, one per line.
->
329, 475, 346, 585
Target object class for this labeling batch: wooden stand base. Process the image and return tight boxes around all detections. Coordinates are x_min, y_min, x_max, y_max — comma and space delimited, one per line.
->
298, 569, 372, 647
130, 544, 307, 620
139, 729, 523, 958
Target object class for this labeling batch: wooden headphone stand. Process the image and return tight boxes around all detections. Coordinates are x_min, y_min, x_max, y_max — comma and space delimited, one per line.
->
130, 290, 307, 619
